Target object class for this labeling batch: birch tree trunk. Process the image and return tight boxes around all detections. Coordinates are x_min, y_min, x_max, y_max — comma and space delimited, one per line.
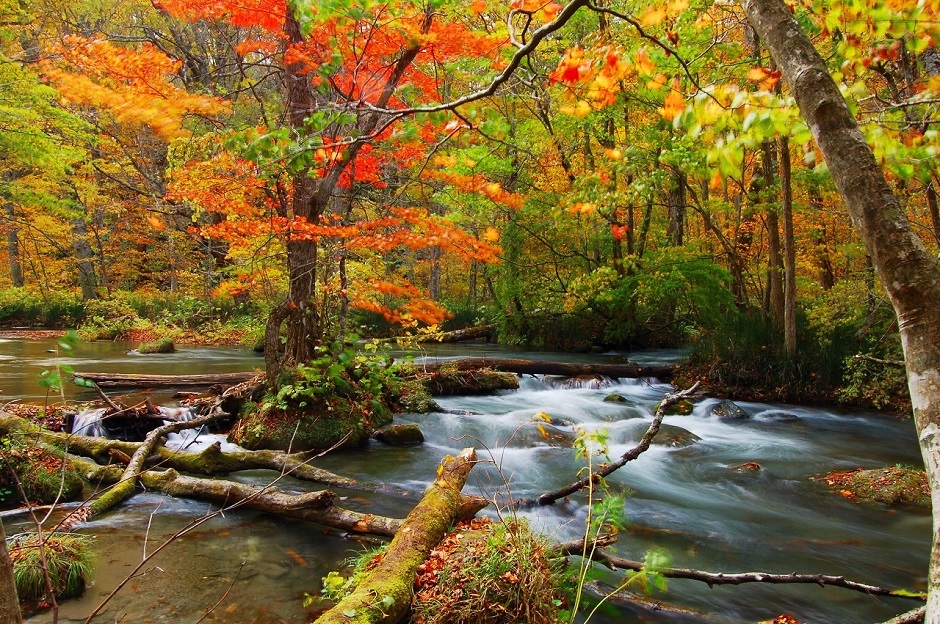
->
738, 0, 940, 618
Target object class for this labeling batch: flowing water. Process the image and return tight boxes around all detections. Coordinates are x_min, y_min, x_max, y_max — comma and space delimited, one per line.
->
0, 337, 930, 623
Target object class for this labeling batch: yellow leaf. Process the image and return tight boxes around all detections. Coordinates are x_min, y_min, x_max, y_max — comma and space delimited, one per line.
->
482, 226, 500, 242
667, 0, 689, 15
641, 7, 667, 25
537, 423, 549, 440
574, 100, 592, 117
635, 48, 656, 76
605, 148, 623, 161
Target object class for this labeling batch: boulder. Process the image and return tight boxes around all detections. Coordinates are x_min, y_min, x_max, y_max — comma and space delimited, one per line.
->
374, 423, 425, 446
709, 399, 749, 420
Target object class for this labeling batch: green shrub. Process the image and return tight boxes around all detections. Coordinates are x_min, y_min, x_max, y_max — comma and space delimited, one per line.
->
9, 532, 94, 600
0, 288, 84, 328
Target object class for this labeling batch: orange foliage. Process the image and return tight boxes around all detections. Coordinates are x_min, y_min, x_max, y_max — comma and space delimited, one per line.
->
43, 36, 229, 139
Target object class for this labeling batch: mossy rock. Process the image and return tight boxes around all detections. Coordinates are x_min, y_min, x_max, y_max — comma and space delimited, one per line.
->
137, 337, 175, 354
604, 393, 628, 403
653, 399, 695, 416
0, 439, 85, 509
818, 466, 929, 507
10, 532, 94, 601
709, 399, 749, 420
230, 399, 393, 452
397, 379, 440, 413
374, 423, 425, 446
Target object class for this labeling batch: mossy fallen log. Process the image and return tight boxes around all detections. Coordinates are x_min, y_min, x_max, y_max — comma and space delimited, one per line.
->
315, 448, 478, 624
406, 358, 675, 381
412, 325, 495, 343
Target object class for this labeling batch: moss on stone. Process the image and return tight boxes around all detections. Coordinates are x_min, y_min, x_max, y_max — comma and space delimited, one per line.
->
653, 399, 695, 416
137, 337, 175, 354
818, 466, 930, 507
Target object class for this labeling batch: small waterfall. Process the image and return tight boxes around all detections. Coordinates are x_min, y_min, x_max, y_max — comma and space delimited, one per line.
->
542, 374, 618, 389
70, 407, 109, 437
156, 405, 197, 422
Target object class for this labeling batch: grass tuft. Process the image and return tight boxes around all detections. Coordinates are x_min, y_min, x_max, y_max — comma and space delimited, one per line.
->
9, 532, 95, 601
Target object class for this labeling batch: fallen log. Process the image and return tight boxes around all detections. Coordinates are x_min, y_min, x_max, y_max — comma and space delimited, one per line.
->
413, 325, 496, 343
315, 448, 478, 624
407, 357, 675, 381
73, 371, 260, 388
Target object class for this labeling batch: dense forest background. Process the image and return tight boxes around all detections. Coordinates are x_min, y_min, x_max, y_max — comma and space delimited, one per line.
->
1, 0, 937, 406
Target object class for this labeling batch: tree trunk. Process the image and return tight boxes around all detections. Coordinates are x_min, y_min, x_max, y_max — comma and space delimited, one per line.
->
4, 204, 23, 288
0, 520, 20, 624
738, 0, 940, 619
927, 179, 940, 247
761, 141, 784, 327
779, 136, 797, 355
71, 218, 97, 300
666, 168, 686, 247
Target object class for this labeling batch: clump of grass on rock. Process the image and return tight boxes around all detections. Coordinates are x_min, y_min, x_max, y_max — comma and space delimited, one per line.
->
412, 517, 563, 624
10, 532, 94, 601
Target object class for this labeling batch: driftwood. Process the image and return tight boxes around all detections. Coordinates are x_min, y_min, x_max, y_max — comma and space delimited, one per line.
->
413, 325, 496, 343
527, 383, 699, 507
315, 448, 478, 624
73, 371, 260, 388
410, 357, 675, 381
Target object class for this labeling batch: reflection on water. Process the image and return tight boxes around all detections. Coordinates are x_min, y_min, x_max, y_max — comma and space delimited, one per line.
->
1, 337, 928, 624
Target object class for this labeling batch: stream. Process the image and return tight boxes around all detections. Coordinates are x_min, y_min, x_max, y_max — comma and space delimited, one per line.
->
0, 336, 930, 623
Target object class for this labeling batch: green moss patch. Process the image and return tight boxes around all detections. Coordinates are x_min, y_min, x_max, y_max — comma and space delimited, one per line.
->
1, 437, 85, 509
137, 337, 176, 354
818, 466, 929, 507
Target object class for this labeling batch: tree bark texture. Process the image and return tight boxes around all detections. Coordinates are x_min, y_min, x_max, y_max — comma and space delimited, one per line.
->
779, 136, 797, 355
0, 520, 20, 624
315, 448, 478, 624
70, 218, 97, 301
738, 0, 940, 618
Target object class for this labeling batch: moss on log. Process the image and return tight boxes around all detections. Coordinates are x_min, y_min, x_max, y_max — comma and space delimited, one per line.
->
316, 448, 478, 624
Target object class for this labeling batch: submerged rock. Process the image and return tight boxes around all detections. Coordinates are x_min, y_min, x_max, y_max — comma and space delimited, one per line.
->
603, 393, 628, 403
510, 422, 576, 448
374, 423, 424, 446
760, 410, 801, 423
619, 421, 700, 447
709, 399, 750, 420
